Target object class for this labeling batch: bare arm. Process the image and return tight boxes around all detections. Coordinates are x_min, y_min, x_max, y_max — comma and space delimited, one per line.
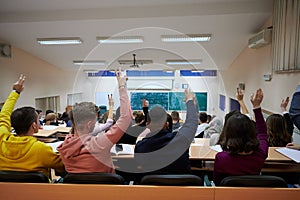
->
237, 88, 249, 115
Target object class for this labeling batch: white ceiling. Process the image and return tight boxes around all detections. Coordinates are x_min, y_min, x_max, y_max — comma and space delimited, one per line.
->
0, 0, 273, 71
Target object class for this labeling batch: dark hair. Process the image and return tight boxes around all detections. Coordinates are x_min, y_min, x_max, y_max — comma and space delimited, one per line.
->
45, 109, 54, 115
219, 113, 259, 155
11, 107, 38, 134
35, 109, 42, 114
199, 112, 208, 123
266, 114, 292, 147
171, 111, 180, 121
217, 110, 241, 145
166, 113, 173, 132
135, 111, 145, 124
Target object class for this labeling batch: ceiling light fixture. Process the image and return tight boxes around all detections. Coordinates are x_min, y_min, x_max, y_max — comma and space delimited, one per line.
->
37, 37, 83, 45
73, 60, 106, 66
161, 34, 211, 42
97, 36, 144, 44
166, 60, 202, 65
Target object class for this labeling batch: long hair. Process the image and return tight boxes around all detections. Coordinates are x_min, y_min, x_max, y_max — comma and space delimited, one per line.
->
266, 114, 292, 147
219, 113, 259, 155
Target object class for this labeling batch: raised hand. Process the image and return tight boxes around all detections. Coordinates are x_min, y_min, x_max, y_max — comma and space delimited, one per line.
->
280, 97, 289, 112
250, 88, 263, 109
115, 70, 127, 88
184, 87, 195, 103
108, 94, 114, 108
13, 74, 26, 94
236, 88, 244, 101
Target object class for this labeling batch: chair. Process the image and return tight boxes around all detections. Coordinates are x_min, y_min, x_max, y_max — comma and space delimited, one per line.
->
63, 172, 125, 184
0, 170, 49, 183
220, 175, 288, 188
139, 174, 203, 186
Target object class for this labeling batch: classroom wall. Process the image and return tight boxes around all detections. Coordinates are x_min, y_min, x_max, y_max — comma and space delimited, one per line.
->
220, 16, 300, 115
0, 46, 77, 113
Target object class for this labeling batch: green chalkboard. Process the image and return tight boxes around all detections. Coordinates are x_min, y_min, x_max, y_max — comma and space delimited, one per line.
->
130, 92, 207, 111
130, 92, 169, 110
169, 92, 207, 111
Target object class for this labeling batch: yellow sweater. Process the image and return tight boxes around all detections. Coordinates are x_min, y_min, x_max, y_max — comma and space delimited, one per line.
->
0, 91, 64, 178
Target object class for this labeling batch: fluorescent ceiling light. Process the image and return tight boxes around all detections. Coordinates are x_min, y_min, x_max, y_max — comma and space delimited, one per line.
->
118, 60, 153, 65
73, 60, 106, 66
166, 60, 202, 65
37, 37, 82, 45
161, 34, 211, 42
97, 36, 144, 44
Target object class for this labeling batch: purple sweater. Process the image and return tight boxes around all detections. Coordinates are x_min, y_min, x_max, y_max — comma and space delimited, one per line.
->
213, 108, 268, 185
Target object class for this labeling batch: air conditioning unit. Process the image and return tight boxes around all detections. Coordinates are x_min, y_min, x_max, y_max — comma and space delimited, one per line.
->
248, 28, 272, 49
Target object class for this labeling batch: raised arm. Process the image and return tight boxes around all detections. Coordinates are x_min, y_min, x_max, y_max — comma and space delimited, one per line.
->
99, 71, 132, 144
250, 88, 268, 155
0, 75, 25, 133
281, 97, 294, 136
237, 88, 250, 116
90, 94, 114, 135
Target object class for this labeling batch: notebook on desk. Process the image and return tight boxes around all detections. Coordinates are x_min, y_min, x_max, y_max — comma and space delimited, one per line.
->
110, 144, 134, 155
275, 147, 300, 163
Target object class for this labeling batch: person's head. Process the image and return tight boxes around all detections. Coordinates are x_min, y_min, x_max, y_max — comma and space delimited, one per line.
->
219, 112, 259, 155
147, 106, 172, 132
36, 109, 43, 119
171, 111, 180, 123
45, 113, 57, 124
45, 109, 54, 116
207, 114, 212, 123
266, 114, 292, 147
134, 111, 145, 124
69, 102, 98, 134
11, 107, 39, 135
199, 112, 208, 124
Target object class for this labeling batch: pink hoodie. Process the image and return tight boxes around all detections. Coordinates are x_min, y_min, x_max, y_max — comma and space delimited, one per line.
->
57, 88, 132, 173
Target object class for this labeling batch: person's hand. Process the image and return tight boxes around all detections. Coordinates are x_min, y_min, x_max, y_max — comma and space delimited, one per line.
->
115, 70, 127, 88
280, 97, 289, 112
236, 88, 244, 102
184, 88, 195, 102
13, 74, 26, 94
108, 94, 114, 108
286, 143, 300, 150
142, 98, 149, 107
250, 88, 263, 109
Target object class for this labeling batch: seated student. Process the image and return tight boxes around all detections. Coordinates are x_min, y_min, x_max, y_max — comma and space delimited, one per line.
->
266, 97, 293, 147
57, 71, 132, 173
289, 85, 300, 130
44, 113, 59, 126
195, 112, 209, 138
0, 75, 65, 179
117, 98, 149, 144
171, 111, 183, 132
213, 88, 267, 186
203, 117, 223, 146
134, 88, 198, 178
35, 109, 43, 127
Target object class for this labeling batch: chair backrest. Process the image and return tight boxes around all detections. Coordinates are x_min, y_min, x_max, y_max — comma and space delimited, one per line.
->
220, 175, 288, 188
0, 170, 49, 183
140, 174, 203, 186
63, 173, 125, 184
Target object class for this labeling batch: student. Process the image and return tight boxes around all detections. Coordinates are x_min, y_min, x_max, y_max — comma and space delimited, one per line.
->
0, 75, 65, 178
195, 112, 209, 138
289, 85, 300, 130
213, 88, 267, 185
134, 88, 198, 177
171, 111, 183, 132
117, 98, 149, 144
266, 97, 293, 147
57, 71, 132, 173
36, 109, 43, 127
203, 117, 223, 146
45, 112, 59, 126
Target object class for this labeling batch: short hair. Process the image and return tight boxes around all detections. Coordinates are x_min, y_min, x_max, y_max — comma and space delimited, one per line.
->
35, 109, 42, 114
266, 114, 292, 147
171, 111, 180, 121
69, 102, 98, 131
219, 113, 259, 155
45, 109, 54, 116
11, 107, 38, 135
199, 112, 208, 123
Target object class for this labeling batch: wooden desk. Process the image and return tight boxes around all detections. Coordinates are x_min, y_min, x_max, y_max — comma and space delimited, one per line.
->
33, 127, 71, 137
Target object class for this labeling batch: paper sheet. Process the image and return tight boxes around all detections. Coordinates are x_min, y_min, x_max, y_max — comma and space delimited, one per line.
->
275, 147, 300, 163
